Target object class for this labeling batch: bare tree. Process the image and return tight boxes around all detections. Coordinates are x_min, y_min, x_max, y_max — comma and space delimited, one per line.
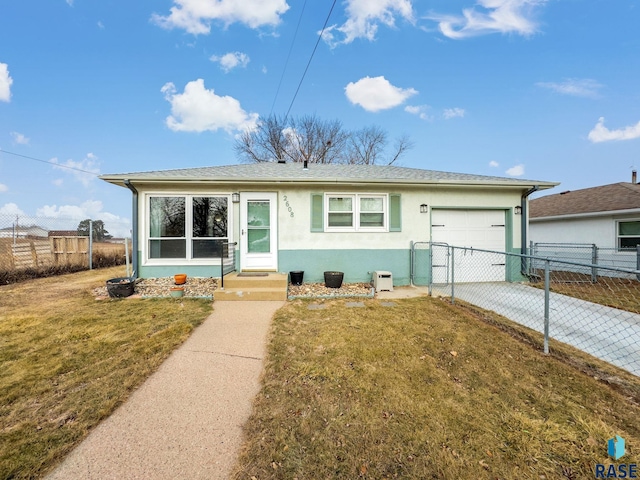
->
235, 115, 288, 162
235, 114, 412, 165
387, 134, 414, 166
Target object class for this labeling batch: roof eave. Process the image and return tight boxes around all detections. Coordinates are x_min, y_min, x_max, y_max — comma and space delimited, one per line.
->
99, 175, 558, 190
531, 207, 640, 222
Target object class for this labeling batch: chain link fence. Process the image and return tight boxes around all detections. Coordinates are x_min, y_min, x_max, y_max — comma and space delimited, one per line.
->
531, 242, 640, 278
0, 213, 132, 282
412, 243, 640, 377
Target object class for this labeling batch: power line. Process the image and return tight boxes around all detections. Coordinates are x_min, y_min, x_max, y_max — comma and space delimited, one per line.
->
284, 0, 338, 122
270, 0, 308, 116
0, 149, 99, 176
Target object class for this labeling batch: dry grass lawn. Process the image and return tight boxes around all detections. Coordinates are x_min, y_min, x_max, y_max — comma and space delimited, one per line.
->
233, 297, 640, 480
0, 266, 213, 479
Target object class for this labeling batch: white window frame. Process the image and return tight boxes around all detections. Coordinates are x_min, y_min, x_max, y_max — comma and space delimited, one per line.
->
616, 219, 640, 252
144, 193, 232, 265
324, 193, 388, 232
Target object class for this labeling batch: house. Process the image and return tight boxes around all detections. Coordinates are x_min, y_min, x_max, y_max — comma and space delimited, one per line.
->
0, 225, 49, 239
99, 163, 557, 285
530, 178, 640, 249
529, 174, 640, 269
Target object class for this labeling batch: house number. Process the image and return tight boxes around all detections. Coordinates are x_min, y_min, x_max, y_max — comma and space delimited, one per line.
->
282, 195, 294, 217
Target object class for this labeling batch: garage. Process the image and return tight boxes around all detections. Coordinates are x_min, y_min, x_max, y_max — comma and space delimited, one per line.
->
431, 209, 507, 283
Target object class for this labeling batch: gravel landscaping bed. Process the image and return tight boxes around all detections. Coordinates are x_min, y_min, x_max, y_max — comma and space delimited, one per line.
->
94, 276, 372, 299
94, 277, 218, 299
288, 282, 373, 298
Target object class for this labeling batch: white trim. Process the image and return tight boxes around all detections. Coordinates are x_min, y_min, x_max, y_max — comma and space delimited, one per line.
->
323, 192, 388, 233
616, 218, 640, 251
143, 193, 232, 265
240, 192, 278, 270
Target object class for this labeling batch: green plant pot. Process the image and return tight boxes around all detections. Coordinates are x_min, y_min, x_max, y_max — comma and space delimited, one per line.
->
170, 287, 184, 298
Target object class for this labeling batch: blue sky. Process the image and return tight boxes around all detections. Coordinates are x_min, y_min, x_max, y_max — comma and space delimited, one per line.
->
1, 0, 639, 236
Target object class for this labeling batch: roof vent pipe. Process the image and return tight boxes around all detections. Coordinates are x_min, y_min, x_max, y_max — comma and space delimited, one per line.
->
633, 170, 637, 184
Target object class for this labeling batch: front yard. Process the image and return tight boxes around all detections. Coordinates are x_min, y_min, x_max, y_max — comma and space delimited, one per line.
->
232, 297, 640, 479
0, 267, 213, 479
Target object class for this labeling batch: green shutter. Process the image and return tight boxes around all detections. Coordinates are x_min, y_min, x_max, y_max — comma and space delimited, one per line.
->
311, 193, 324, 232
389, 194, 401, 232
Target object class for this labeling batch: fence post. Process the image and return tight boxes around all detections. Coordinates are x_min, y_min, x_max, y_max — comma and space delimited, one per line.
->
591, 244, 597, 283
636, 245, 640, 282
427, 243, 433, 297
544, 259, 550, 355
450, 246, 455, 304
88, 220, 93, 270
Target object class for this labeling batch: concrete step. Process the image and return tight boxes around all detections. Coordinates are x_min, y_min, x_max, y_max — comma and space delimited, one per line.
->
216, 272, 288, 301
221, 273, 288, 289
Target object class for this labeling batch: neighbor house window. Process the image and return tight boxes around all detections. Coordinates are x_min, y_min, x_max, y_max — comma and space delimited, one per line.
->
618, 221, 640, 251
148, 195, 229, 260
325, 194, 387, 231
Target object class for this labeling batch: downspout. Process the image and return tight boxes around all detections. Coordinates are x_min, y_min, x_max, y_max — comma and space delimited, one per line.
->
521, 185, 539, 255
521, 185, 539, 277
123, 179, 139, 279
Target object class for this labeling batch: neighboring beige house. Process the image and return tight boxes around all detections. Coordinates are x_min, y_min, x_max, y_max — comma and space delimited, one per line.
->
100, 163, 557, 285
530, 180, 640, 250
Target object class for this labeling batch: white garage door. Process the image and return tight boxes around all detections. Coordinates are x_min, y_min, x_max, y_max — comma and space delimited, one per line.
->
431, 209, 506, 283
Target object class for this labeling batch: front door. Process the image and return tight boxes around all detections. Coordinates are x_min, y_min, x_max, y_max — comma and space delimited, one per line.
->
240, 192, 278, 270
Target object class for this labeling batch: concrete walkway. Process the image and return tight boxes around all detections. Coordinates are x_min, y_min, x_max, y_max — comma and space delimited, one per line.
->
47, 301, 284, 480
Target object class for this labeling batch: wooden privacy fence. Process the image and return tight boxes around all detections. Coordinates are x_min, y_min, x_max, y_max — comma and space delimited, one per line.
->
0, 236, 89, 270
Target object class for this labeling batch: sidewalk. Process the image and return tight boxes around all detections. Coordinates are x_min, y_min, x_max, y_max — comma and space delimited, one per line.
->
47, 301, 284, 480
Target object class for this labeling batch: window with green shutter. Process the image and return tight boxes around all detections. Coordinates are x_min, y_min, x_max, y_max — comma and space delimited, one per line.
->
311, 193, 398, 232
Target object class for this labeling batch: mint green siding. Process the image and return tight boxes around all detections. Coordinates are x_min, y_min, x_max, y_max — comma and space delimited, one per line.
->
278, 248, 410, 285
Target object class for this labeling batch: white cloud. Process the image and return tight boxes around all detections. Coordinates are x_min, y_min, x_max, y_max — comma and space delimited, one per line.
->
50, 152, 101, 188
66, 0, 73, 6
489, 160, 499, 167
37, 200, 106, 220
151, 0, 290, 35
322, 0, 414, 46
53, 179, 64, 187
430, 0, 546, 40
588, 117, 640, 143
404, 104, 432, 120
97, 21, 105, 29
0, 203, 24, 215
0, 183, 7, 193
506, 164, 525, 176
536, 78, 602, 98
161, 79, 259, 133
0, 63, 13, 102
210, 52, 250, 72
443, 107, 465, 119
345, 76, 417, 112
10, 131, 29, 145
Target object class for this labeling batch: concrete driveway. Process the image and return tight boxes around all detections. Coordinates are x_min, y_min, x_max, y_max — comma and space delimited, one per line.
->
434, 282, 640, 377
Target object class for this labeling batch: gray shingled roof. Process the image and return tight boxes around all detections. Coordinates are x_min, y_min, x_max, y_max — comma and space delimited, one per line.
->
100, 163, 557, 188
530, 182, 640, 218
